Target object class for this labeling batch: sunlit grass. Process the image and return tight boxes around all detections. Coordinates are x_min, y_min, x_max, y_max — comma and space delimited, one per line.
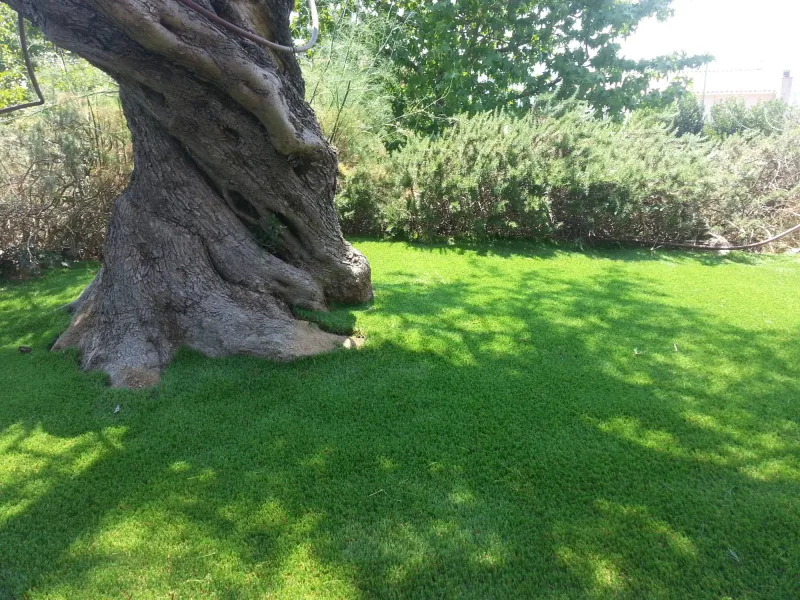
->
1, 242, 799, 599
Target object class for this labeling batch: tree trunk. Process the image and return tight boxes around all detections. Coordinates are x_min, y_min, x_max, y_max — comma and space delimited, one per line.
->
3, 0, 372, 387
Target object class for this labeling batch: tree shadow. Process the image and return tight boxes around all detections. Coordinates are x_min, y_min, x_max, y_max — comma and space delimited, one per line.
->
0, 264, 99, 349
0, 252, 798, 598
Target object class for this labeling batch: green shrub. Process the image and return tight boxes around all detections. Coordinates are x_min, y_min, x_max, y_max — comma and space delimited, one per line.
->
335, 159, 396, 236
339, 105, 719, 243
1, 57, 130, 277
705, 98, 797, 139
709, 126, 800, 247
672, 93, 705, 136
338, 102, 800, 249
389, 111, 552, 240
536, 108, 715, 243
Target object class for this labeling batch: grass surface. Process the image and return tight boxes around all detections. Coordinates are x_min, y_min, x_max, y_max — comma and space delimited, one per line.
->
1, 241, 799, 599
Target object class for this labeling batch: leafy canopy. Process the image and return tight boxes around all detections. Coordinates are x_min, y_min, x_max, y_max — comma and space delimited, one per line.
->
342, 0, 710, 132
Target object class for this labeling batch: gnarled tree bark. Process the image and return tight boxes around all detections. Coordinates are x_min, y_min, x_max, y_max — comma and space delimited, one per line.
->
3, 0, 372, 387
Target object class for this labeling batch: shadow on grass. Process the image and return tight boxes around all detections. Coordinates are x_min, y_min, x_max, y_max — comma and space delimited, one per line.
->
0, 264, 99, 350
292, 302, 373, 336
0, 252, 798, 598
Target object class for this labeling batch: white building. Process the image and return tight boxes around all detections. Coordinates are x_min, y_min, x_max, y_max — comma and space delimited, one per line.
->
688, 68, 794, 109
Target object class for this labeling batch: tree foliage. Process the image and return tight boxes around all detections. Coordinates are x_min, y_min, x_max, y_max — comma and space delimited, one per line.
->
345, 0, 710, 132
0, 4, 48, 110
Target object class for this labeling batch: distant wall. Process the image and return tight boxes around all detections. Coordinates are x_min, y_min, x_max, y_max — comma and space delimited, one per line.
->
698, 91, 777, 109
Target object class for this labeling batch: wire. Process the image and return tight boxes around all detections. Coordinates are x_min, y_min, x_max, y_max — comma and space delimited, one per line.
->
174, 0, 319, 54
0, 13, 46, 117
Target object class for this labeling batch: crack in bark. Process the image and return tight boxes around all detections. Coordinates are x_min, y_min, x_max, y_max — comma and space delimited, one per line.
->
200, 237, 238, 287
227, 189, 261, 223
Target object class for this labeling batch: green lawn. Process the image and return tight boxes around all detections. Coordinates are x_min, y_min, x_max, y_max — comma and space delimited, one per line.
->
1, 241, 799, 599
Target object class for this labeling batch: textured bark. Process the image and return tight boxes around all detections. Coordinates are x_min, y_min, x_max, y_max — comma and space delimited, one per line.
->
3, 0, 372, 387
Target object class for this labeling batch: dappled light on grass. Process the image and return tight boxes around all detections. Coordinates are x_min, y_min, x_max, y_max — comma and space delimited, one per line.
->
594, 412, 800, 484
1, 242, 799, 598
0, 424, 125, 525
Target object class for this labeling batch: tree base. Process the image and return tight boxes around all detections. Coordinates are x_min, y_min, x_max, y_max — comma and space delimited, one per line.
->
52, 84, 371, 388
54, 270, 359, 388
